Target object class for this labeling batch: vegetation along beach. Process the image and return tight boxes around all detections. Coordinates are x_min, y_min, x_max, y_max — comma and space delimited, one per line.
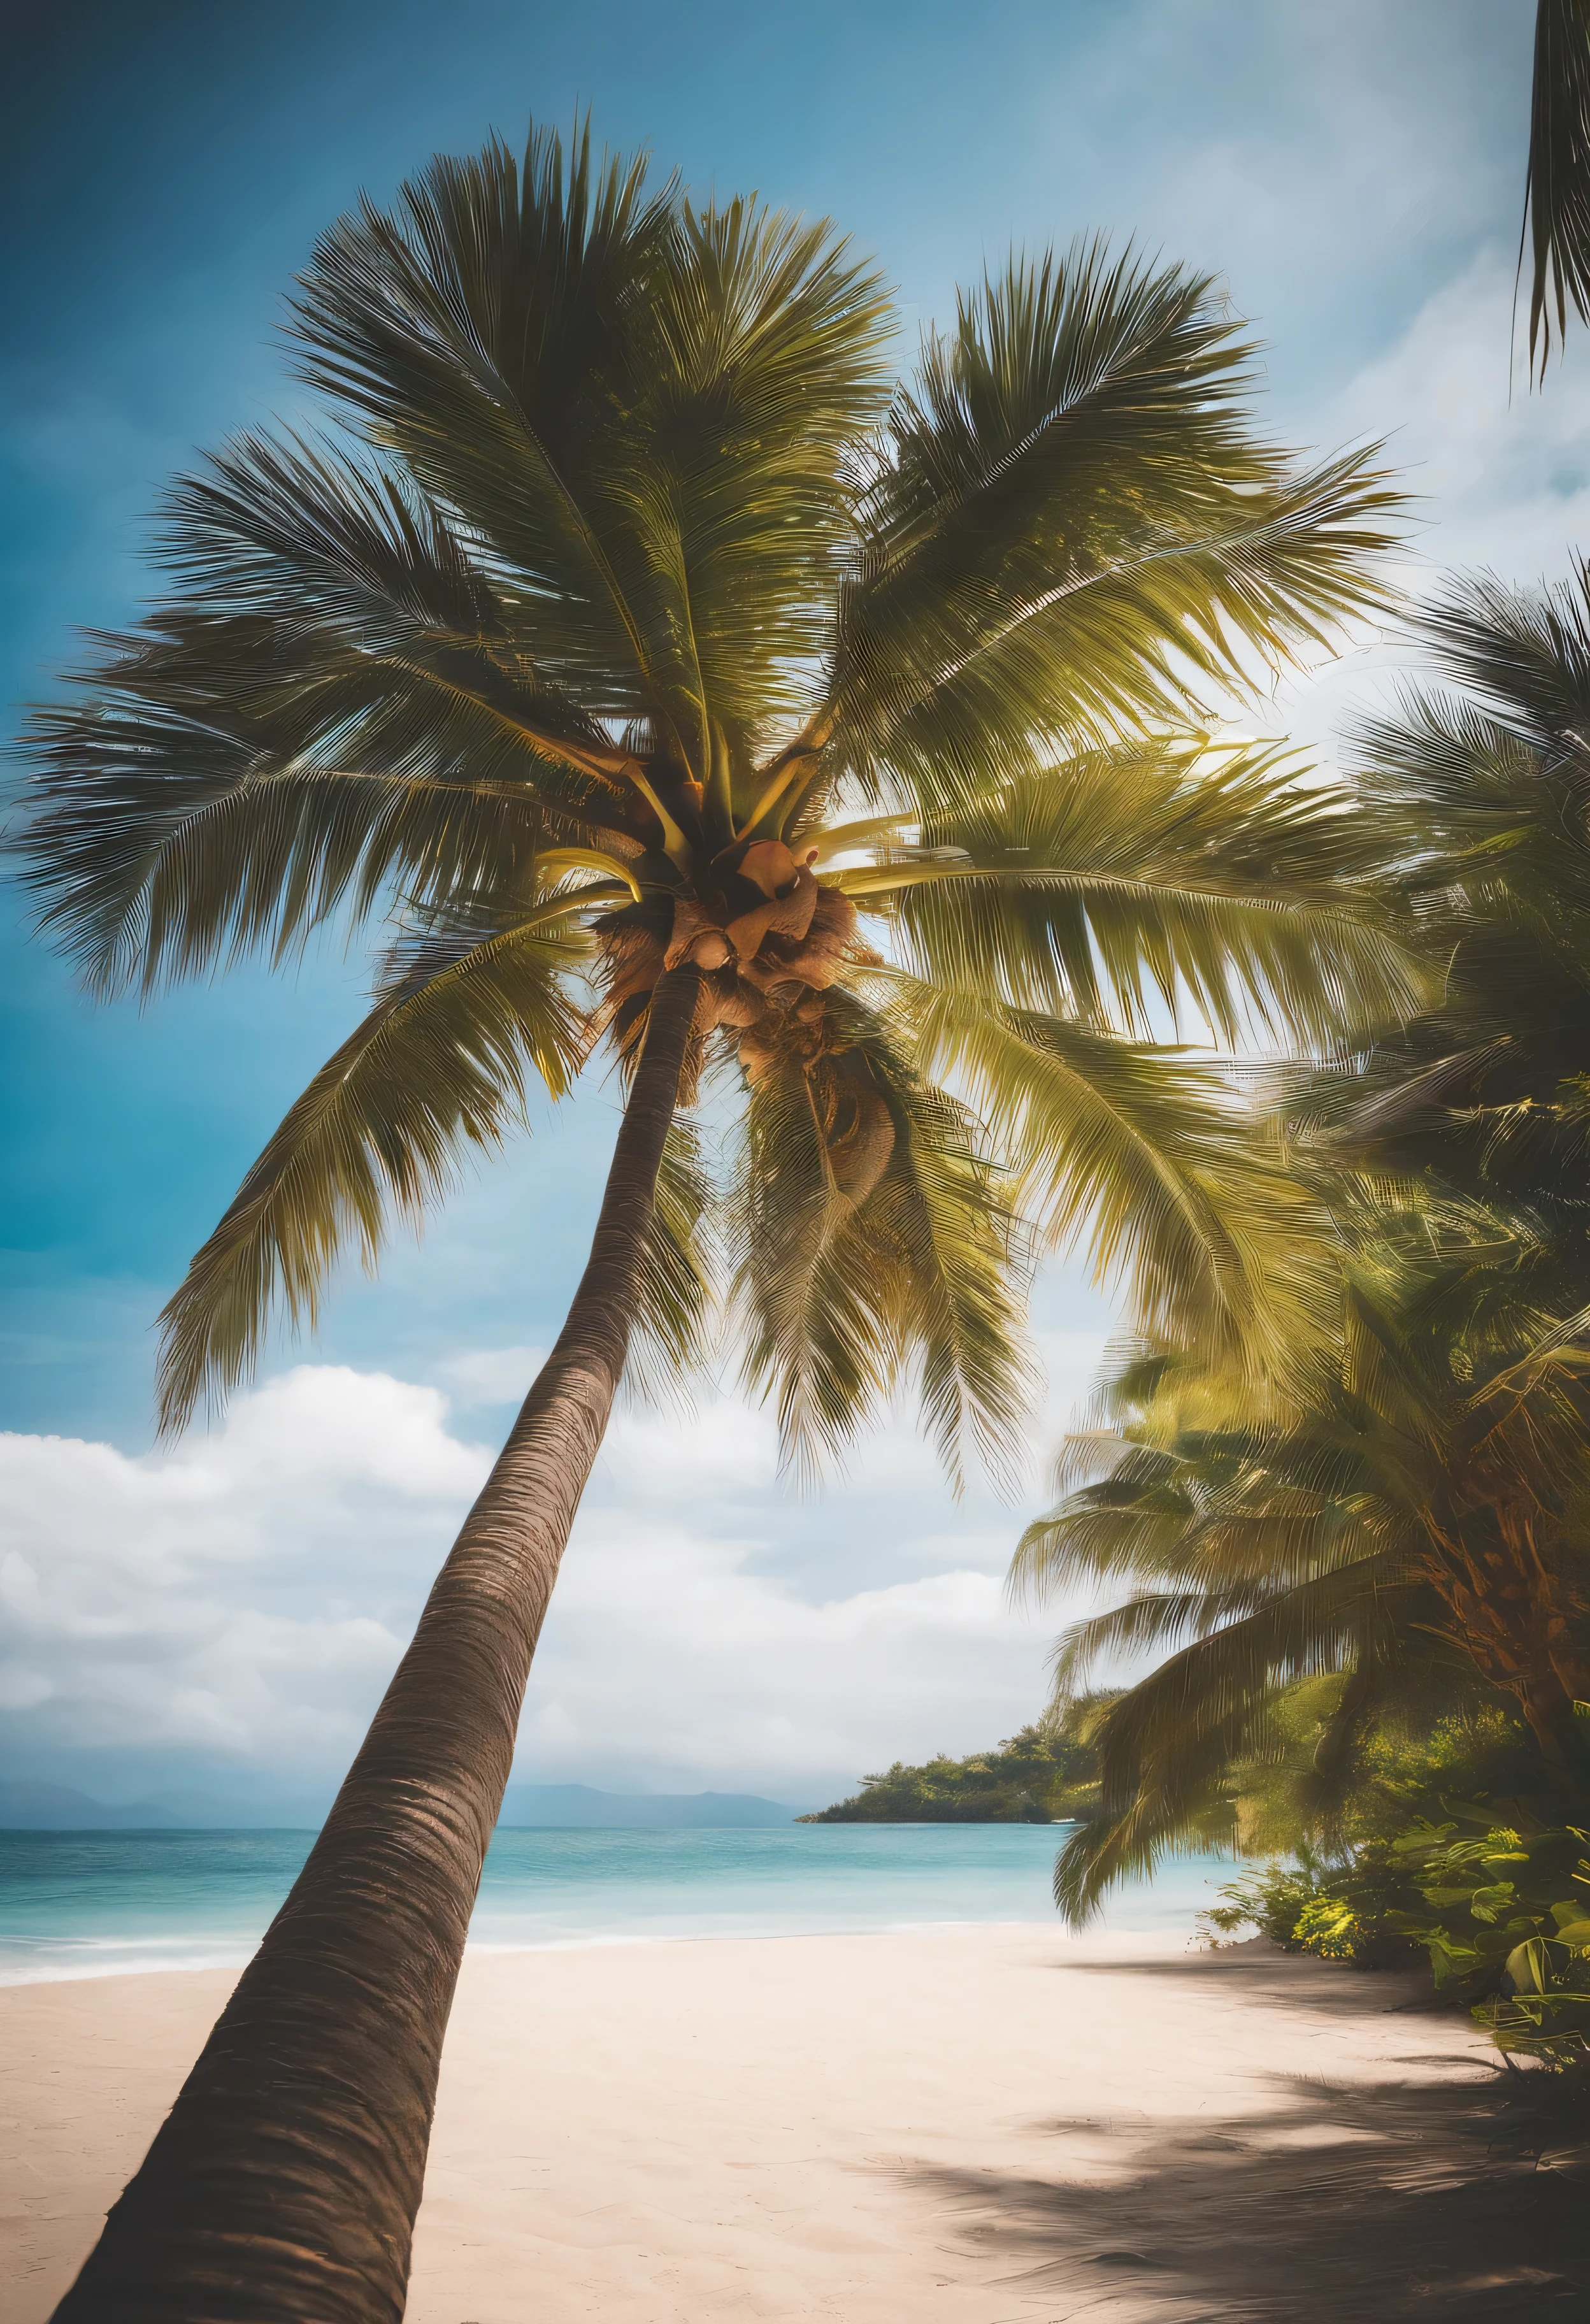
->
7, 4, 1590, 2318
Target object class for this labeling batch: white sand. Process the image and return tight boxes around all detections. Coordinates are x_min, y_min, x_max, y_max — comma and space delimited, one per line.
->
1, 1925, 1520, 2322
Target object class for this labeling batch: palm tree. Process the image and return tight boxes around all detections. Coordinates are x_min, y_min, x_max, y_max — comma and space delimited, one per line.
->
17, 122, 1408, 2324
1016, 1212, 1590, 1922
1019, 567, 1590, 1921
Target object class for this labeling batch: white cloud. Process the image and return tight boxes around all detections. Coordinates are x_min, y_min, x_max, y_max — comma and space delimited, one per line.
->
212, 1366, 489, 1498
529, 1512, 1048, 1790
1, 1358, 1074, 1804
1265, 243, 1590, 770
440, 1345, 549, 1405
523, 1376, 1084, 1792
596, 1401, 780, 1500
1335, 244, 1590, 587
0, 1368, 487, 1761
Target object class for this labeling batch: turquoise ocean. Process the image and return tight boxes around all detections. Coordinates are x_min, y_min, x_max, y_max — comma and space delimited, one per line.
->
0, 1824, 1232, 1985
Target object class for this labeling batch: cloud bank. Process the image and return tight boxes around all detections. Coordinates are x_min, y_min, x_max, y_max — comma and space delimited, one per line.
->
0, 1351, 1103, 1810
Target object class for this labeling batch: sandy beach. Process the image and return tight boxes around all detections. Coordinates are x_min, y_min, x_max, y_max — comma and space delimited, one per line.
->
4, 1923, 1583, 2321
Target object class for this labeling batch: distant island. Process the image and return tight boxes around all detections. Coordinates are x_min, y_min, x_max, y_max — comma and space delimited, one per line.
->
798, 1721, 1102, 1824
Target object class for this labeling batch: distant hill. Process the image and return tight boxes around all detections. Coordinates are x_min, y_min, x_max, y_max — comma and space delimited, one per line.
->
1, 1778, 803, 1831
0, 1781, 186, 1830
498, 1784, 799, 1828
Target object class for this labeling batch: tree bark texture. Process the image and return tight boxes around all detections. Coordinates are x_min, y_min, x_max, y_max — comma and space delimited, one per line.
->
1424, 1503, 1590, 1791
52, 967, 702, 2324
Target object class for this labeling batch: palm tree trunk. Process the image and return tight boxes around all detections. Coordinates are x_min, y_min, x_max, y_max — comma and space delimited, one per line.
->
52, 966, 702, 2324
1431, 1509, 1590, 1797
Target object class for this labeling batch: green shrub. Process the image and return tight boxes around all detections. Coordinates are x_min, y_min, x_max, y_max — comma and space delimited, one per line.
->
1198, 1848, 1336, 1949
1386, 1814, 1590, 2067
1203, 1811, 1590, 2069
1198, 1842, 1408, 1965
1292, 1895, 1364, 1960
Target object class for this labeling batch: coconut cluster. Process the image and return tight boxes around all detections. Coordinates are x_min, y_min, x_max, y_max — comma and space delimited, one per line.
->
599, 837, 880, 1090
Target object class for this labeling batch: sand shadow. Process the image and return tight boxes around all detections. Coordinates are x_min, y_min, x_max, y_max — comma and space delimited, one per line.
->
898, 1950, 1590, 2320
1060, 1934, 1456, 2018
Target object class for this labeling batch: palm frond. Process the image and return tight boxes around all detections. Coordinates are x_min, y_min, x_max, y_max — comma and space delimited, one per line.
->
1052, 1803, 1230, 1926
730, 1041, 893, 1478
888, 975, 1336, 1389
729, 996, 1034, 1488
1014, 1493, 1386, 1602
288, 119, 677, 712
155, 893, 588, 1431
1523, 0, 1590, 382
833, 243, 1402, 796
152, 429, 666, 790
1049, 1554, 1400, 1704
14, 610, 636, 994
877, 739, 1419, 1047
621, 1117, 721, 1407
1404, 566, 1590, 757
289, 121, 892, 765
605, 196, 894, 769
1049, 1568, 1396, 1922
159, 429, 501, 649
1046, 1584, 1277, 1686
1301, 569, 1590, 1230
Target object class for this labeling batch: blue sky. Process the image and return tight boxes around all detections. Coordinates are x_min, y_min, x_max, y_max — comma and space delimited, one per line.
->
2, 0, 1580, 1815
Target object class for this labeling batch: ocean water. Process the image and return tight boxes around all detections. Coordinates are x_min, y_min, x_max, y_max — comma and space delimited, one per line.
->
0, 1823, 1236, 1986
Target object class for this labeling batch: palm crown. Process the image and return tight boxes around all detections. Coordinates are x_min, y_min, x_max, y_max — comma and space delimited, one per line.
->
20, 122, 1410, 1472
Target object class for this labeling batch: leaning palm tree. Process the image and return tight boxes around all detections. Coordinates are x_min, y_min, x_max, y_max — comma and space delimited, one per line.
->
17, 122, 1410, 2324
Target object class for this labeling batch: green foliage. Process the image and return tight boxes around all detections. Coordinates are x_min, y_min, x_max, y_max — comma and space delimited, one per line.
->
1198, 1845, 1359, 1952
1187, 1689, 1590, 2069
1205, 1806, 1590, 2070
798, 1716, 1105, 1824
1192, 1701, 1547, 1967
1347, 1705, 1551, 1841
1293, 1891, 1365, 1960
1298, 568, 1590, 1271
1027, 1236, 1590, 1922
835, 243, 1400, 797
1208, 1688, 1545, 1864
1018, 565, 1590, 1929
727, 994, 1035, 1490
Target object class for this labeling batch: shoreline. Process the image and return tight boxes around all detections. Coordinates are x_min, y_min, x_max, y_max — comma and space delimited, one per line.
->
6, 1919, 1556, 2322
0, 1912, 1184, 1990
0, 1824, 1232, 1987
